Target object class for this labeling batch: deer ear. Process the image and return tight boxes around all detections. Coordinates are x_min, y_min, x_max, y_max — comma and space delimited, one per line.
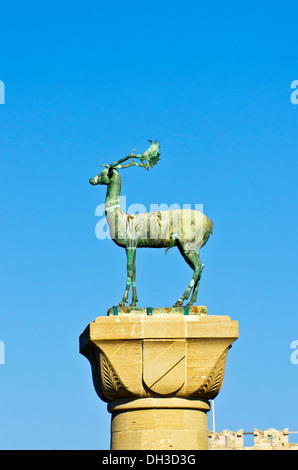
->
108, 167, 113, 179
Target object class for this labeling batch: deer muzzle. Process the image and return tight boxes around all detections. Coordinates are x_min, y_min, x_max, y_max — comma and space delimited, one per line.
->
89, 175, 99, 185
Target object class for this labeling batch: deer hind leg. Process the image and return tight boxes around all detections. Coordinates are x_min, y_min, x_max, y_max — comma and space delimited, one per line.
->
187, 268, 203, 306
174, 250, 204, 307
119, 246, 138, 307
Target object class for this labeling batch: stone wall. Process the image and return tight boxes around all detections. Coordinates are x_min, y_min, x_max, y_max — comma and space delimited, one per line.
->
209, 428, 298, 450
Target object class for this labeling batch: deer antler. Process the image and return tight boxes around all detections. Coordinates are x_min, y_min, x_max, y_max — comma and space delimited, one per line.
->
105, 141, 161, 171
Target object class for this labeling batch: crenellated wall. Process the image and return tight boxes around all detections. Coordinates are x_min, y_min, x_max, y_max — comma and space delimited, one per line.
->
209, 428, 298, 450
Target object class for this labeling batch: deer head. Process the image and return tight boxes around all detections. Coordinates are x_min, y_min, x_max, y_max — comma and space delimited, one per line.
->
89, 140, 160, 186
89, 167, 115, 186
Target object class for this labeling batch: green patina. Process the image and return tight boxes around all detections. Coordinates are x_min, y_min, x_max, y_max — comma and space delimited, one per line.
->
89, 141, 213, 307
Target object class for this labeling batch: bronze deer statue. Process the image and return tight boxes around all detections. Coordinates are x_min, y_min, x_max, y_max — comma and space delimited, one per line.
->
89, 141, 213, 307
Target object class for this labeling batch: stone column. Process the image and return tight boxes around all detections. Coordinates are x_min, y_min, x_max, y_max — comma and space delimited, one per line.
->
80, 307, 238, 450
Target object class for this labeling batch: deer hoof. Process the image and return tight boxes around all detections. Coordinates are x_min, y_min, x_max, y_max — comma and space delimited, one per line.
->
173, 300, 183, 307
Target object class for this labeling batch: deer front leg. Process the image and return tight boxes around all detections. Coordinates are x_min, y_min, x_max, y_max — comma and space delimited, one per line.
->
119, 278, 130, 307
119, 246, 138, 307
129, 247, 138, 306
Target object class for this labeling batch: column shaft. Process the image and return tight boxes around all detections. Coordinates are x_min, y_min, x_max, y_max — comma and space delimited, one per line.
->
108, 398, 210, 450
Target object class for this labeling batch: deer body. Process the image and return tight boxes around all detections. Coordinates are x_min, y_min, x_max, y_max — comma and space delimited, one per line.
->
89, 142, 213, 307
105, 170, 212, 247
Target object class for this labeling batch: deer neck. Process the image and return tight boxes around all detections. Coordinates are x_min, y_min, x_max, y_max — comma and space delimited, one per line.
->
105, 173, 123, 217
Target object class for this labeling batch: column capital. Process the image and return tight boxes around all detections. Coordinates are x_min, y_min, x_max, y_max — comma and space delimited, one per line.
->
80, 311, 238, 402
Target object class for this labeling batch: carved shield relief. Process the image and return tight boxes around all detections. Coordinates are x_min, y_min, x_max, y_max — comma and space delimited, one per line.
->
142, 340, 185, 395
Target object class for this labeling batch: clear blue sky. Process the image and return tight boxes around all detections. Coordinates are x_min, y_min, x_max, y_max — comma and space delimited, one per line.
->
0, 0, 297, 449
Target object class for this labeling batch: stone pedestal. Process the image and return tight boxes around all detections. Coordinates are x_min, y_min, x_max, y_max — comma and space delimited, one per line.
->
80, 307, 238, 450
